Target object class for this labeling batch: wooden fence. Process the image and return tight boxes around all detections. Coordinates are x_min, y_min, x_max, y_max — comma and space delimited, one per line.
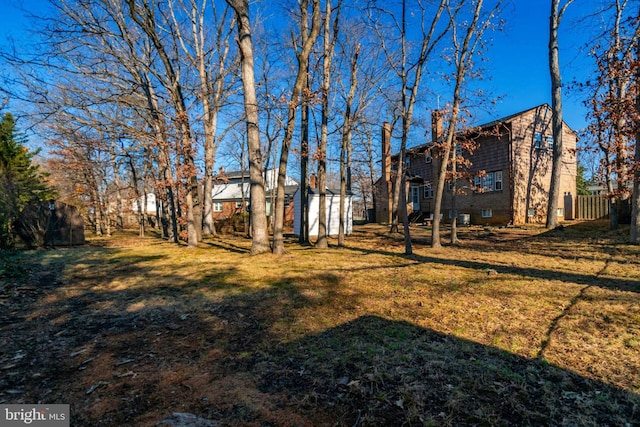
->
576, 195, 610, 220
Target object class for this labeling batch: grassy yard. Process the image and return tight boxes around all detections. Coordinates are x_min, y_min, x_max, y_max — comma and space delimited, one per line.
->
0, 221, 639, 426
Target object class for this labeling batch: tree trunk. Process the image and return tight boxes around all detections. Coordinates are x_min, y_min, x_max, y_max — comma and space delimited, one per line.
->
433, 0, 484, 248
339, 43, 359, 247
226, 0, 270, 254
127, 0, 200, 247
272, 0, 321, 255
450, 147, 459, 244
316, 0, 339, 249
339, 141, 347, 247
630, 38, 640, 243
387, 0, 447, 255
299, 69, 310, 245
546, 0, 573, 228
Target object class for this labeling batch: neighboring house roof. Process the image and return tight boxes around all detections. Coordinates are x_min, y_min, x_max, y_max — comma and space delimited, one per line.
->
212, 182, 250, 201
214, 169, 298, 188
307, 188, 353, 196
212, 170, 299, 201
266, 185, 299, 197
402, 103, 575, 156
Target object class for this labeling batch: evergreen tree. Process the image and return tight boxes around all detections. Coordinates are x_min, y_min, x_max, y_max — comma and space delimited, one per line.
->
576, 162, 591, 196
0, 112, 54, 249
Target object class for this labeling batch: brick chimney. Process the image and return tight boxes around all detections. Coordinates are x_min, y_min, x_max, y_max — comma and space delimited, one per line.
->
431, 110, 443, 142
382, 122, 392, 182
309, 173, 317, 189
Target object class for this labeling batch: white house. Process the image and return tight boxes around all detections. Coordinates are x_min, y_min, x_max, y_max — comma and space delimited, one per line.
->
211, 169, 299, 220
293, 188, 353, 237
132, 192, 157, 214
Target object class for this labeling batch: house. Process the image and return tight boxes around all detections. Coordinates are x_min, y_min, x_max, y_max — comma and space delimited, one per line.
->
132, 192, 158, 215
374, 104, 578, 225
293, 186, 353, 237
212, 169, 298, 224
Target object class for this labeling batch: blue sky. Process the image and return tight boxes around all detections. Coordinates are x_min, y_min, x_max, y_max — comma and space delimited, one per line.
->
486, 2, 594, 133
0, 1, 597, 136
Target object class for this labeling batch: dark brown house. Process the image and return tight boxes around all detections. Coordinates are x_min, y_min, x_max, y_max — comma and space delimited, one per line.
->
374, 104, 578, 225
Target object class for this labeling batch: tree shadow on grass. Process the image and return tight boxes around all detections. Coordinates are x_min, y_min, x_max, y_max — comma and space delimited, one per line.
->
2, 244, 639, 426
347, 241, 640, 294
0, 246, 349, 425
255, 314, 640, 426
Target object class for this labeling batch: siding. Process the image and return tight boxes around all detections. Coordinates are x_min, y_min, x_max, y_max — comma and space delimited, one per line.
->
293, 190, 353, 236
510, 106, 577, 224
376, 104, 578, 226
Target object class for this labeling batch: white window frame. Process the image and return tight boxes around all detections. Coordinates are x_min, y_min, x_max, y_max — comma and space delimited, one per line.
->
424, 184, 433, 199
474, 171, 502, 192
213, 202, 223, 212
484, 173, 493, 191
235, 201, 243, 209
546, 135, 554, 149
474, 175, 482, 189
481, 208, 493, 218
495, 171, 503, 191
557, 208, 564, 217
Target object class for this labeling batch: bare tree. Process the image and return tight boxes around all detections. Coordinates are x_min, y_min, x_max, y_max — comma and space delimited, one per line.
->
546, 0, 574, 229
126, 0, 203, 246
337, 42, 359, 247
631, 36, 640, 243
225, 0, 271, 254
432, 0, 501, 247
168, 0, 237, 238
370, 0, 448, 254
316, 0, 341, 248
272, 0, 321, 255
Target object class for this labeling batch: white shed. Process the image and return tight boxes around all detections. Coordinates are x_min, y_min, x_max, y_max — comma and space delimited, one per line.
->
293, 188, 353, 237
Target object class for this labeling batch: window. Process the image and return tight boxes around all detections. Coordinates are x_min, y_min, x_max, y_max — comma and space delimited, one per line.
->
546, 135, 554, 149
284, 195, 291, 207
455, 144, 462, 156
236, 201, 243, 209
425, 154, 432, 164
495, 171, 503, 191
534, 132, 554, 150
484, 173, 493, 191
481, 208, 493, 218
213, 202, 223, 212
405, 156, 411, 168
447, 181, 453, 191
557, 208, 564, 217
534, 132, 543, 149
474, 171, 503, 192
424, 184, 433, 199
527, 208, 536, 217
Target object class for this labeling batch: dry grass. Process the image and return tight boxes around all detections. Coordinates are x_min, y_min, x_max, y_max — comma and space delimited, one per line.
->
0, 221, 638, 426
